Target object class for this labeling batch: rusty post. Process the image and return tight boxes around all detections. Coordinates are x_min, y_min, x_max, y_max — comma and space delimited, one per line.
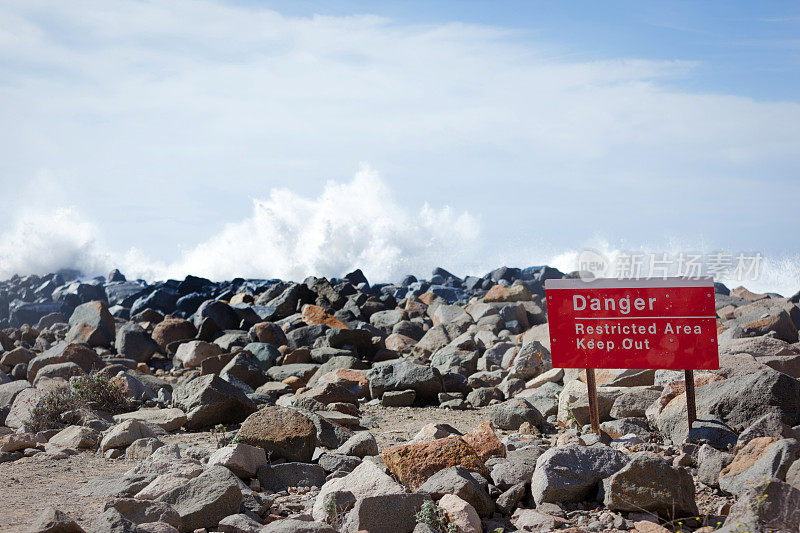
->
685, 369, 697, 430
586, 368, 600, 434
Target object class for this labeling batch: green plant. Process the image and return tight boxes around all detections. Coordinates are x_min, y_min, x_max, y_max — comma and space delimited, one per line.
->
323, 493, 347, 529
415, 500, 456, 533
25, 372, 130, 432
70, 373, 130, 413
25, 388, 78, 432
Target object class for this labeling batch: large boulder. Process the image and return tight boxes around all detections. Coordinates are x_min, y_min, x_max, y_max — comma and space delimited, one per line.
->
717, 479, 800, 533
115, 323, 159, 363
174, 340, 224, 368
27, 342, 103, 382
67, 301, 116, 346
340, 493, 430, 533
193, 299, 240, 331
531, 444, 628, 505
366, 360, 443, 402
236, 406, 317, 463
602, 452, 698, 518
655, 369, 800, 443
311, 460, 404, 521
381, 436, 489, 491
151, 318, 197, 350
156, 465, 242, 531
719, 437, 800, 496
172, 375, 257, 429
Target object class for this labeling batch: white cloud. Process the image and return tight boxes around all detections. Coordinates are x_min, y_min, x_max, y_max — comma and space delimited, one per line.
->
0, 0, 798, 290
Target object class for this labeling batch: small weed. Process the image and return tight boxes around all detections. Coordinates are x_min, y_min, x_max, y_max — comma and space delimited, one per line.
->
415, 500, 457, 533
323, 493, 347, 530
25, 372, 130, 431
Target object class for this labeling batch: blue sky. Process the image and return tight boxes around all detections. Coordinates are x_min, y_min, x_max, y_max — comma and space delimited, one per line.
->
0, 0, 798, 288
255, 0, 800, 100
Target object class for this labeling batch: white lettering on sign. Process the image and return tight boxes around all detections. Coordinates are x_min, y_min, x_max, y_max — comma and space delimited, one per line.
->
572, 294, 657, 315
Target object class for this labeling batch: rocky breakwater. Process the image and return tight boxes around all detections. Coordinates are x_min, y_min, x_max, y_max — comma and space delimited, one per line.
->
0, 266, 798, 531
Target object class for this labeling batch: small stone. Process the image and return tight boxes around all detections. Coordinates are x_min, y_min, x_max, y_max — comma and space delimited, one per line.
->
381, 389, 416, 407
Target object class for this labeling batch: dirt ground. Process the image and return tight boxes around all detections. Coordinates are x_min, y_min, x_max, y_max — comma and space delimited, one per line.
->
0, 405, 496, 531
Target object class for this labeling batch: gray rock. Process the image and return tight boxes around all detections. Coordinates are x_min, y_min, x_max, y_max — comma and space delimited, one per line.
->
105, 498, 181, 528
531, 444, 628, 505
172, 374, 257, 430
258, 462, 327, 492
78, 474, 156, 498
100, 420, 157, 451
381, 389, 416, 407
217, 513, 263, 533
318, 452, 362, 474
602, 452, 698, 518
207, 443, 267, 478
335, 432, 378, 458
25, 507, 84, 533
686, 418, 738, 449
156, 465, 242, 531
88, 508, 137, 533
220, 352, 268, 390
266, 363, 319, 382
737, 412, 800, 447
193, 299, 240, 331
418, 466, 494, 517
366, 360, 443, 402
68, 301, 116, 347
609, 388, 662, 419
717, 479, 800, 533
236, 406, 317, 463
242, 342, 281, 370
126, 438, 164, 460
697, 444, 733, 489
341, 493, 430, 533
489, 398, 545, 430
720, 438, 800, 496
260, 519, 336, 533
115, 323, 159, 363
496, 482, 526, 515
429, 347, 478, 377
467, 387, 503, 407
490, 445, 546, 490
655, 369, 800, 443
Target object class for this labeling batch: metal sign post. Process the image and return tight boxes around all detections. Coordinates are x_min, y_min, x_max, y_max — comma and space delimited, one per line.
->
585, 368, 600, 434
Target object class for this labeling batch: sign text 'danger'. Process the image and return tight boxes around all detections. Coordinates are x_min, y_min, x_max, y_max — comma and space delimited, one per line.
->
544, 277, 720, 370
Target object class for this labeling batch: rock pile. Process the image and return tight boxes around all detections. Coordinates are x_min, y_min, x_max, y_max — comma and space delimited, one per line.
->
0, 266, 798, 531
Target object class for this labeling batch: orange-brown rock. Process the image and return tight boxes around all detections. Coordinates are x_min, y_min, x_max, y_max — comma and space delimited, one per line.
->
283, 348, 311, 365
483, 284, 532, 303
0, 433, 39, 453
301, 305, 349, 329
418, 293, 438, 307
721, 437, 780, 476
316, 368, 369, 398
462, 421, 506, 462
404, 295, 428, 319
730, 286, 769, 302
282, 376, 305, 390
152, 318, 197, 350
385, 333, 418, 352
381, 436, 490, 491
659, 374, 725, 412
250, 322, 287, 346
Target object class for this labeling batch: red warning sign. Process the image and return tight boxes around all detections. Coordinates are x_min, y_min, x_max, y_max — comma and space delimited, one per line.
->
545, 277, 719, 370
